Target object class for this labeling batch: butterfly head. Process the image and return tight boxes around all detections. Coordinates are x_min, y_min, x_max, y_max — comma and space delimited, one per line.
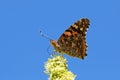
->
50, 40, 60, 52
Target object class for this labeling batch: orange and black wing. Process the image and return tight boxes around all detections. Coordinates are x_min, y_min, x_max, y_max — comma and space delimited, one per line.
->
57, 18, 90, 59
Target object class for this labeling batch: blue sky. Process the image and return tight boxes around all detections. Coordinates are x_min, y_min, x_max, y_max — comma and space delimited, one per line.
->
0, 0, 120, 80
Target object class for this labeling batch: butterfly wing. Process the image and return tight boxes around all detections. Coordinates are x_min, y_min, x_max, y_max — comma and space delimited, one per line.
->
57, 18, 90, 59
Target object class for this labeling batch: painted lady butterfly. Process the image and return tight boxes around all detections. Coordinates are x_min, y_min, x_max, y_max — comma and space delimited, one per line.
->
50, 18, 90, 59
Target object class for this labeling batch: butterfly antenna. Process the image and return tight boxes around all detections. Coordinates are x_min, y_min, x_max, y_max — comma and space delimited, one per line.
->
40, 30, 52, 41
40, 30, 53, 56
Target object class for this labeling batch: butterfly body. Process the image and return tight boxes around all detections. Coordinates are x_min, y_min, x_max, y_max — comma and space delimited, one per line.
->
50, 18, 90, 59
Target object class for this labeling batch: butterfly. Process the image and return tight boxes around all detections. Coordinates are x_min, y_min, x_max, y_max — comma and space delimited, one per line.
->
50, 18, 90, 60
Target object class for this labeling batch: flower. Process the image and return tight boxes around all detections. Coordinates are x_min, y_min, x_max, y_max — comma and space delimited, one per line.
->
44, 55, 76, 80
